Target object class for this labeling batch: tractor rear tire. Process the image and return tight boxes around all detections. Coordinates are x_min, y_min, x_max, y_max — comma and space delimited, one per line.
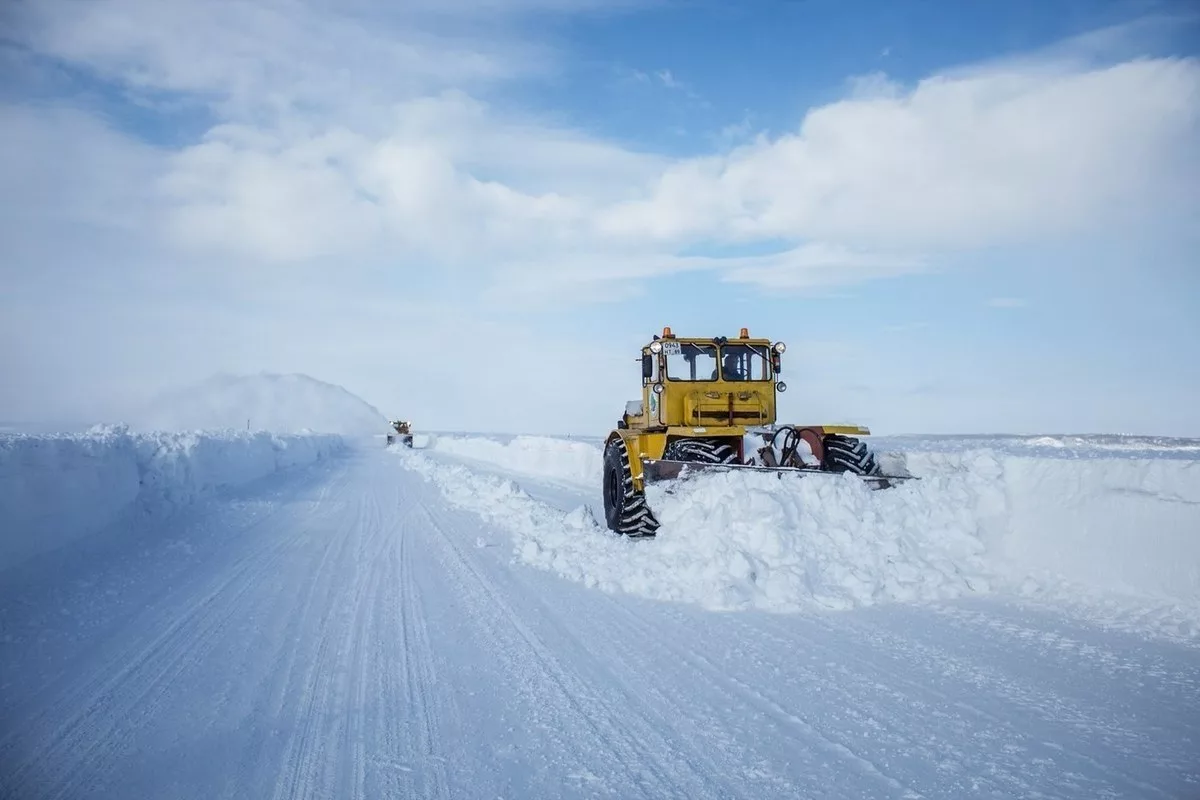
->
662, 438, 740, 465
822, 434, 881, 476
603, 438, 659, 537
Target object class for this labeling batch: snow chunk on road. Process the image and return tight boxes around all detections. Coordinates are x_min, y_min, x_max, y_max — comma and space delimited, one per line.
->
0, 425, 344, 569
396, 448, 992, 612
133, 372, 388, 435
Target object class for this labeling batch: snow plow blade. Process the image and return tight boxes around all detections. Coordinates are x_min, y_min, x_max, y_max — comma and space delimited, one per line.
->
641, 458, 915, 489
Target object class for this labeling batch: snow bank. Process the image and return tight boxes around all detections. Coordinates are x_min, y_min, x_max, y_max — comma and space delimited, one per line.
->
0, 425, 344, 569
397, 434, 1200, 617
134, 372, 388, 436
903, 449, 1200, 603
396, 447, 992, 612
430, 435, 602, 484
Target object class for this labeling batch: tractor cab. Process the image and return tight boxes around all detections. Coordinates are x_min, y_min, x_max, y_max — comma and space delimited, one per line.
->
622, 327, 787, 432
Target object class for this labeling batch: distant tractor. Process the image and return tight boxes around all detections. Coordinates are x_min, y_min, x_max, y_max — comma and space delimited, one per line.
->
387, 420, 414, 448
603, 327, 895, 537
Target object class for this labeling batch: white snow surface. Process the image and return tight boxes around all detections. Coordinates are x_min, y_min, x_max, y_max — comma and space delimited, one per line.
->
2, 439, 1198, 799
0, 424, 343, 568
396, 433, 1200, 618
133, 372, 389, 435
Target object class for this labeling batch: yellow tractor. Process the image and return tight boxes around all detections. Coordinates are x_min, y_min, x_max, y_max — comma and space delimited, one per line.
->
602, 327, 896, 537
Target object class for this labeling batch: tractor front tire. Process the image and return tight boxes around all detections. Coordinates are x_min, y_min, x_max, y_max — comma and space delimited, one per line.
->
822, 434, 882, 476
603, 438, 659, 537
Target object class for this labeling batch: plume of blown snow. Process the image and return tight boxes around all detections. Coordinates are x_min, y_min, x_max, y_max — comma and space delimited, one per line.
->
133, 373, 389, 435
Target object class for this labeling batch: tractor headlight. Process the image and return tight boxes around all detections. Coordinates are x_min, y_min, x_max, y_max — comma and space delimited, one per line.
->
652, 383, 664, 394
649, 341, 662, 354
776, 381, 787, 392
774, 342, 786, 353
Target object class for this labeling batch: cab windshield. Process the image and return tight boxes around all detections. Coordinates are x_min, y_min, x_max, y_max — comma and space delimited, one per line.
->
663, 342, 717, 381
718, 344, 772, 381
662, 342, 773, 382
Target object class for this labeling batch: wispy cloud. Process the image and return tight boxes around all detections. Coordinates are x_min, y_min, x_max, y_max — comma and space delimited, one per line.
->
655, 68, 681, 89
720, 244, 928, 292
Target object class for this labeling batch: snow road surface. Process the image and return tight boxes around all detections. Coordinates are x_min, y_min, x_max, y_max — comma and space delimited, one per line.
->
1, 440, 1198, 798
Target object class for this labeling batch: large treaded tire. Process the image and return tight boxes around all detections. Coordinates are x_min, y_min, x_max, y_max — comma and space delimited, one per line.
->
662, 438, 739, 465
821, 434, 882, 476
603, 438, 659, 537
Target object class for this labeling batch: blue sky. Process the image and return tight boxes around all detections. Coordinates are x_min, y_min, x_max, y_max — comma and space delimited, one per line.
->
1, 0, 1198, 435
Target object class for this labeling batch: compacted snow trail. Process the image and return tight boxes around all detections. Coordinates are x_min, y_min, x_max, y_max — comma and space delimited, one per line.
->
1, 445, 1198, 798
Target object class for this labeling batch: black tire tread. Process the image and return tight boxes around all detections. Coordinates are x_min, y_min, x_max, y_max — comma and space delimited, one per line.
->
822, 434, 882, 476
663, 438, 740, 465
603, 438, 660, 537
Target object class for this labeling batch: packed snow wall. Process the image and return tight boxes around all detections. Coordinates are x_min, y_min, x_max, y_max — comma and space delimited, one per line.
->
0, 425, 344, 570
409, 434, 1200, 614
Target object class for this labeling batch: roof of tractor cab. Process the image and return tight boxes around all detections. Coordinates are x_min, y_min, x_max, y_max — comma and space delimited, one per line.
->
650, 327, 773, 346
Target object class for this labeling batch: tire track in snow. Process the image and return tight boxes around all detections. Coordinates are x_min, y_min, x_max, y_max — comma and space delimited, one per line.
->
489, 571, 805, 799
0, 461, 350, 800
340, 491, 379, 800
360, 484, 412, 799
396, 497, 450, 800
362, 489, 410, 798
925, 602, 1200, 700
765, 611, 1183, 799
415, 498, 728, 800
587, 593, 918, 799
269, 477, 372, 800
213, 466, 360, 800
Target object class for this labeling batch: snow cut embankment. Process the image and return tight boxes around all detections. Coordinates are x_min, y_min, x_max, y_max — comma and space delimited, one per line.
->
904, 449, 1200, 605
399, 434, 1200, 615
0, 425, 344, 570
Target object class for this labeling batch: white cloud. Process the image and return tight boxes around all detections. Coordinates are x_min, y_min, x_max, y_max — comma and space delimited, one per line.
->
9, 1, 1196, 293
12, 0, 555, 121
596, 58, 1200, 255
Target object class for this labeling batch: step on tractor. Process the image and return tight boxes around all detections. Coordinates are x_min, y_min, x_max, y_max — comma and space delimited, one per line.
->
387, 420, 414, 448
602, 327, 907, 537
